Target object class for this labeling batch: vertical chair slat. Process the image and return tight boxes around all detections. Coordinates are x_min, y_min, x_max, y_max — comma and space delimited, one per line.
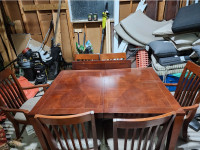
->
159, 115, 176, 150
7, 78, 25, 105
124, 129, 129, 150
74, 124, 83, 150
179, 72, 194, 106
184, 77, 200, 106
148, 126, 159, 150
131, 128, 136, 150
4, 79, 23, 107
81, 123, 89, 149
0, 88, 13, 108
3, 79, 21, 108
181, 74, 198, 106
142, 127, 152, 150
59, 125, 71, 150
113, 121, 118, 150
0, 83, 17, 108
138, 128, 144, 150
66, 125, 77, 150
176, 70, 191, 103
39, 122, 58, 149
10, 73, 27, 102
188, 82, 200, 106
174, 68, 187, 98
52, 125, 65, 150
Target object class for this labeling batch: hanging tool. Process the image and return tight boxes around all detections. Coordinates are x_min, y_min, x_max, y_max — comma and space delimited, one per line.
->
48, 0, 62, 80
51, 0, 62, 48
74, 29, 84, 53
100, 2, 109, 54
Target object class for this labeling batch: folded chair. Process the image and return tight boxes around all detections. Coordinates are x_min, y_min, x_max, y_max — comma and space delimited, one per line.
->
108, 111, 176, 150
0, 68, 49, 139
164, 61, 200, 141
34, 111, 100, 150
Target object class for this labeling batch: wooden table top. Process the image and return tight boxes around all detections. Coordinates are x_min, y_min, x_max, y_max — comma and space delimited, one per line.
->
29, 68, 184, 116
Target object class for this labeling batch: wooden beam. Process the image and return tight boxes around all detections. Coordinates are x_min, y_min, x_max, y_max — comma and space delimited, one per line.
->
34, 0, 44, 42
65, 0, 75, 59
0, 9, 15, 64
18, 0, 28, 33
129, 0, 133, 13
23, 3, 67, 11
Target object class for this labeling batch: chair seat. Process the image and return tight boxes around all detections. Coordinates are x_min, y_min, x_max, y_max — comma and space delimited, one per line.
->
14, 96, 41, 121
58, 138, 101, 149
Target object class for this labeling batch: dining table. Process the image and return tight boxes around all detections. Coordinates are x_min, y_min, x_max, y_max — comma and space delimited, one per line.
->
29, 67, 185, 150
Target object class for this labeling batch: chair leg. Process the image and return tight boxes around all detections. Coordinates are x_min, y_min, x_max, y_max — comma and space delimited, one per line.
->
182, 121, 189, 142
19, 125, 27, 138
13, 122, 20, 139
13, 122, 27, 139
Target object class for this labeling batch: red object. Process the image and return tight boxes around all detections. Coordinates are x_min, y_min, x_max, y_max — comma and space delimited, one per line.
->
0, 128, 7, 145
18, 76, 39, 99
136, 50, 149, 68
22, 47, 30, 54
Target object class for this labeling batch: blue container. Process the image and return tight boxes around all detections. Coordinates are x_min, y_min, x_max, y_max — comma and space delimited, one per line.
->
159, 75, 180, 92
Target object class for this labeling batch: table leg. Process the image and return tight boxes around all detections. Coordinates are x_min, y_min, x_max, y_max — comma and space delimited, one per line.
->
29, 117, 49, 150
167, 114, 184, 150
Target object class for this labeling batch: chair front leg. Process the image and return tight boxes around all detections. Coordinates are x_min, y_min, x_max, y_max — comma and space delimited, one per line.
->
12, 121, 20, 139
182, 107, 198, 141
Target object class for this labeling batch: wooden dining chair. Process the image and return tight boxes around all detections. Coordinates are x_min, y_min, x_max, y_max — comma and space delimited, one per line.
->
75, 54, 100, 61
34, 111, 100, 150
108, 111, 176, 150
100, 53, 126, 61
0, 68, 49, 139
164, 61, 200, 141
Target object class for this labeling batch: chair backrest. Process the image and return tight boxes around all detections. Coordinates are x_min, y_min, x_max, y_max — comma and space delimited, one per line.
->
174, 61, 200, 107
113, 112, 176, 150
0, 68, 26, 109
35, 111, 98, 150
72, 60, 131, 70
100, 53, 126, 61
75, 54, 100, 61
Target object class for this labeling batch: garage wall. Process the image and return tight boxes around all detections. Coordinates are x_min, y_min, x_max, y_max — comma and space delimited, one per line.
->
0, 0, 191, 64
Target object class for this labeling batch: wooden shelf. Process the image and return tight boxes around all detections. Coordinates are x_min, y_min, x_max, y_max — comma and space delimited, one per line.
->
72, 19, 114, 24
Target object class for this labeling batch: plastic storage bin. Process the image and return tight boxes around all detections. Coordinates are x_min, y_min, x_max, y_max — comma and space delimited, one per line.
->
159, 75, 180, 91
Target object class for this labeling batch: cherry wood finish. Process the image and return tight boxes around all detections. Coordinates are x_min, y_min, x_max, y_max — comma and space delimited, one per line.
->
72, 60, 131, 70
0, 68, 49, 139
100, 53, 126, 61
29, 68, 185, 149
113, 111, 176, 150
164, 61, 200, 141
75, 54, 100, 61
35, 111, 98, 150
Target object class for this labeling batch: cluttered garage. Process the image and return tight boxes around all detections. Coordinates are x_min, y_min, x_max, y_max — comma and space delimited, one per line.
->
0, 0, 200, 149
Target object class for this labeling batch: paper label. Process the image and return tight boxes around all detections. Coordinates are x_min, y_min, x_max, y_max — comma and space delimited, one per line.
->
180, 56, 185, 62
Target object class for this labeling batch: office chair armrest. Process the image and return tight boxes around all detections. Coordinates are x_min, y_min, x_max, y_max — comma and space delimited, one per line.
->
22, 84, 50, 92
163, 83, 178, 86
